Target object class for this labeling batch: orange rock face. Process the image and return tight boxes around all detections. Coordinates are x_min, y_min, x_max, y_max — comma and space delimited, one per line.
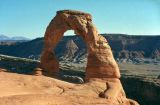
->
40, 10, 139, 105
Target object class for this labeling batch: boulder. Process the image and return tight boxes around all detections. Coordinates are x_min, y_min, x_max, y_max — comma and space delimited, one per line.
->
34, 68, 43, 76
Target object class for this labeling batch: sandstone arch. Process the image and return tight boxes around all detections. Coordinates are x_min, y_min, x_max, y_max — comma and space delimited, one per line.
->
40, 10, 139, 105
41, 10, 120, 79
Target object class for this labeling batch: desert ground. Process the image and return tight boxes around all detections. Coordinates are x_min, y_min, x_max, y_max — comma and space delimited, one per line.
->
0, 71, 126, 105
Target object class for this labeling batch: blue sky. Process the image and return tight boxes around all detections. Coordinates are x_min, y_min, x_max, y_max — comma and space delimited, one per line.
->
0, 0, 160, 38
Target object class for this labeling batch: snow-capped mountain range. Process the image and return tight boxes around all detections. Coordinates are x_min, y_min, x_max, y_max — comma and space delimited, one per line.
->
0, 34, 30, 41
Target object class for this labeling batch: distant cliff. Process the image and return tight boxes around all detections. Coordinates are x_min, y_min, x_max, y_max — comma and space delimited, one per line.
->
0, 34, 159, 61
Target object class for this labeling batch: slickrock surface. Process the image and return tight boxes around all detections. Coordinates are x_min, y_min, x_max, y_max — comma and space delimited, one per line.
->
0, 71, 139, 105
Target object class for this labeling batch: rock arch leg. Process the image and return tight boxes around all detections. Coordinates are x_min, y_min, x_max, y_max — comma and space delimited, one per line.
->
40, 31, 64, 75
40, 14, 69, 75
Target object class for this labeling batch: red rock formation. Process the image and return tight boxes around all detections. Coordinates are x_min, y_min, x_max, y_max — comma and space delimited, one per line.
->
40, 10, 139, 105
41, 10, 120, 78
